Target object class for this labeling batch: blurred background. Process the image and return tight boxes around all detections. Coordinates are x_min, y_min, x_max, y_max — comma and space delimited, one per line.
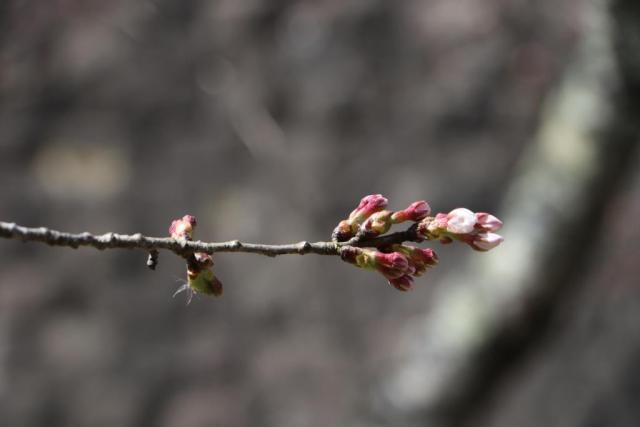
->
1, 0, 640, 426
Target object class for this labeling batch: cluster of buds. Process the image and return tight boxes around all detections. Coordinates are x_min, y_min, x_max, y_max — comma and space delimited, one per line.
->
335, 195, 504, 292
170, 215, 223, 303
341, 245, 438, 291
163, 199, 503, 299
417, 208, 504, 251
332, 194, 430, 242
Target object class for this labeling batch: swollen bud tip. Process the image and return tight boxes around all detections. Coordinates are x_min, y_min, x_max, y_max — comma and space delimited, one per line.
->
336, 195, 504, 292
416, 208, 504, 251
169, 214, 225, 302
169, 214, 197, 240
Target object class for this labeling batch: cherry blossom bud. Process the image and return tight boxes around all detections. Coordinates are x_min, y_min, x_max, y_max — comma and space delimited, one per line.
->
342, 248, 413, 280
187, 268, 223, 297
348, 194, 388, 224
391, 201, 431, 223
431, 213, 449, 231
333, 195, 389, 241
467, 232, 504, 251
416, 217, 433, 240
180, 251, 223, 299
168, 216, 226, 302
416, 214, 442, 240
209, 275, 224, 296
409, 248, 438, 277
374, 251, 409, 271
373, 251, 410, 279
445, 208, 476, 234
361, 210, 393, 237
417, 213, 448, 240
332, 220, 354, 242
404, 263, 417, 277
336, 196, 504, 289
411, 247, 438, 267
475, 212, 503, 232
394, 245, 438, 276
389, 275, 414, 292
169, 214, 197, 240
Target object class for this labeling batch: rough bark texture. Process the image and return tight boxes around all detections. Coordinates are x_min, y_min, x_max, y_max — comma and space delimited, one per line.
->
0, 220, 421, 258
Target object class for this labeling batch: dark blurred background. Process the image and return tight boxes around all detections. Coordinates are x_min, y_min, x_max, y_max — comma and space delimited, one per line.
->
1, 0, 640, 426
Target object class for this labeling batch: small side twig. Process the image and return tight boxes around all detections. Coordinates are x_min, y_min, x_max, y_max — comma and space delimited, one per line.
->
146, 249, 159, 270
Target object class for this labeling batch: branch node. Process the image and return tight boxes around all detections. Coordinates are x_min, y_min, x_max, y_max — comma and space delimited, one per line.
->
297, 241, 311, 254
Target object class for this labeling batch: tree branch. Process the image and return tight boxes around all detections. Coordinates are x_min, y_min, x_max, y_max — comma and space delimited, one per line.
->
0, 220, 421, 259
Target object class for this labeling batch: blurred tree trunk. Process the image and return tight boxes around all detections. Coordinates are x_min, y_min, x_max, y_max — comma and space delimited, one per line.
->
376, 0, 640, 425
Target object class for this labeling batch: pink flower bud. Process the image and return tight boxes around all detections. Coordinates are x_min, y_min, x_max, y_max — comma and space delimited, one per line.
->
412, 247, 438, 266
348, 194, 388, 224
416, 214, 449, 240
377, 266, 405, 279
417, 215, 448, 240
394, 245, 438, 277
373, 251, 411, 279
389, 274, 414, 292
404, 263, 417, 276
474, 212, 503, 232
361, 210, 392, 236
183, 214, 197, 227
432, 213, 449, 230
468, 232, 504, 251
374, 251, 409, 271
169, 214, 197, 240
445, 208, 476, 234
391, 200, 431, 223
